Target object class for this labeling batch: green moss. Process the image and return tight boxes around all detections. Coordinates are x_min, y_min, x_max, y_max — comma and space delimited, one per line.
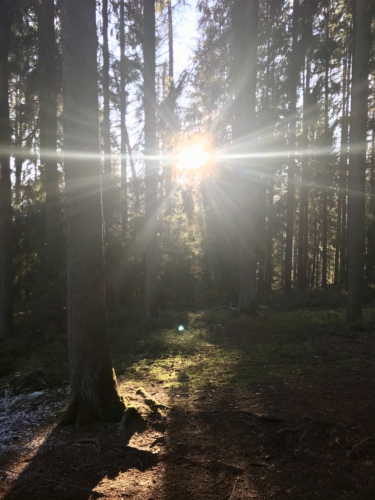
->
3, 306, 375, 405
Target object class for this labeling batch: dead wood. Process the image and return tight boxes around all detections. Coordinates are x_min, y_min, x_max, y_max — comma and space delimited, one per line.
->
73, 438, 100, 453
229, 477, 239, 500
217, 461, 244, 474
198, 409, 286, 422
39, 477, 100, 495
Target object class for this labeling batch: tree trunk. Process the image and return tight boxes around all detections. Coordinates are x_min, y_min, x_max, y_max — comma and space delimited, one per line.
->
346, 0, 373, 322
340, 53, 350, 287
321, 0, 330, 289
38, 0, 59, 248
144, 0, 159, 322
0, 2, 13, 338
120, 0, 128, 233
60, 0, 124, 425
366, 121, 375, 285
14, 90, 23, 209
125, 124, 140, 210
311, 209, 317, 288
284, 0, 299, 292
102, 0, 113, 239
298, 54, 311, 290
167, 0, 174, 83
232, 0, 259, 313
335, 55, 348, 285
265, 172, 274, 292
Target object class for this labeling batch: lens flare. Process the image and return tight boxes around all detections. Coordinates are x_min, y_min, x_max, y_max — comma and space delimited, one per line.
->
176, 142, 210, 171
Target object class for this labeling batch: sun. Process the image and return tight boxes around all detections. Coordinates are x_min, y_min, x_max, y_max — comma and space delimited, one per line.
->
176, 142, 210, 172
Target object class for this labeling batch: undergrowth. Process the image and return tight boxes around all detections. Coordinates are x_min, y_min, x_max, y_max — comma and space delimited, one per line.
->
1, 305, 375, 394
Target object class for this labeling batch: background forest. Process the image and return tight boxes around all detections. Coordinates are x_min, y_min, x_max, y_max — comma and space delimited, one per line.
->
1, 1, 375, 499
0, 0, 375, 400
1, 0, 375, 352
1, 0, 375, 376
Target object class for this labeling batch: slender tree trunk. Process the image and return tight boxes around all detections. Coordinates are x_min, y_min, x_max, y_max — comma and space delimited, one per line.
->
125, 124, 140, 209
162, 0, 175, 215
167, 0, 174, 83
232, 0, 259, 313
347, 0, 373, 322
0, 3, 13, 338
311, 210, 317, 288
321, 0, 330, 289
265, 173, 274, 292
340, 54, 350, 287
335, 190, 341, 285
14, 88, 23, 208
38, 0, 59, 249
285, 0, 299, 292
102, 0, 113, 238
144, 0, 159, 322
120, 0, 128, 233
298, 55, 311, 290
60, 0, 124, 425
366, 121, 375, 284
257, 172, 267, 292
335, 56, 348, 285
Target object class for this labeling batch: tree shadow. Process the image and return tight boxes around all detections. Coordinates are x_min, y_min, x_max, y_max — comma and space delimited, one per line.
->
148, 313, 375, 500
3, 414, 158, 500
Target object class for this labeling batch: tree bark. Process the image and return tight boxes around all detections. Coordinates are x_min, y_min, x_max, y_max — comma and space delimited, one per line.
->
321, 0, 330, 289
340, 53, 350, 287
60, 0, 124, 425
0, 2, 14, 338
232, 0, 259, 313
167, 0, 174, 83
284, 0, 299, 292
346, 0, 373, 322
335, 55, 348, 285
102, 0, 113, 239
120, 0, 128, 233
298, 54, 311, 290
365, 120, 375, 285
144, 0, 159, 322
265, 172, 274, 292
38, 0, 59, 249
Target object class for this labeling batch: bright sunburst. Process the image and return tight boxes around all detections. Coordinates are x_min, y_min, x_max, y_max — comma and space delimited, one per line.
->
176, 142, 210, 172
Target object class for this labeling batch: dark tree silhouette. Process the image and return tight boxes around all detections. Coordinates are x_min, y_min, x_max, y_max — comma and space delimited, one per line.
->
60, 0, 124, 424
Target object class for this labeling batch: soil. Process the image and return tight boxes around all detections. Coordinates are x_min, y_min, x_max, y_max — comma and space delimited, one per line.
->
1, 318, 375, 500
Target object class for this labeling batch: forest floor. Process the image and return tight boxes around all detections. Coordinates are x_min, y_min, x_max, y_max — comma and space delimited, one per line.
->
1, 308, 375, 499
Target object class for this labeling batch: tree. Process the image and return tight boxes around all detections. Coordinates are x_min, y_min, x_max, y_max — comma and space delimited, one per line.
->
60, 0, 124, 424
346, 0, 373, 322
321, 0, 330, 289
120, 0, 128, 233
297, 4, 314, 291
0, 1, 15, 338
232, 0, 259, 312
144, 0, 159, 322
102, 0, 113, 238
284, 0, 300, 292
37, 0, 59, 248
336, 52, 350, 286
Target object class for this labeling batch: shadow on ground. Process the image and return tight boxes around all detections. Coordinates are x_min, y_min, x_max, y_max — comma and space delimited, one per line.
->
2, 310, 375, 499
152, 312, 375, 500
1, 415, 158, 500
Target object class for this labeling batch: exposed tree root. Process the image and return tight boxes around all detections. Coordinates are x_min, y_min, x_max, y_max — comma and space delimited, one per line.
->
59, 395, 125, 426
